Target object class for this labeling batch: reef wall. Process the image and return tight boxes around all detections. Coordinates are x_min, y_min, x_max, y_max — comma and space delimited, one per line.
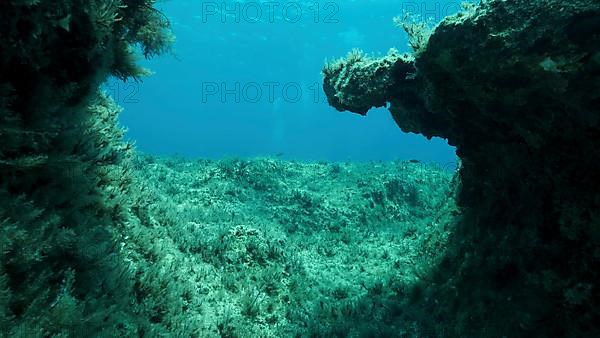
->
0, 0, 172, 335
323, 0, 600, 336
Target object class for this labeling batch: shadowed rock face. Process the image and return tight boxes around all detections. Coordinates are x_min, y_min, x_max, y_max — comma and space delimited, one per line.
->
0, 1, 172, 334
323, 0, 600, 336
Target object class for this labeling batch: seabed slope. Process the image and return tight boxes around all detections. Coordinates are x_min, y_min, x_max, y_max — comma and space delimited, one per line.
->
124, 155, 456, 336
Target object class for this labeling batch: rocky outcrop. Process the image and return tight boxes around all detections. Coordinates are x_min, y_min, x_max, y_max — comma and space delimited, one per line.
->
0, 1, 172, 335
323, 0, 600, 336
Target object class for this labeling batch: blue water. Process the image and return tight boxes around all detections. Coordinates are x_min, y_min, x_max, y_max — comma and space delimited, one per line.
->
108, 1, 461, 166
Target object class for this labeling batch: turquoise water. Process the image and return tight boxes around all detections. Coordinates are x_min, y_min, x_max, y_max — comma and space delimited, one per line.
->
4, 0, 599, 336
108, 0, 460, 164
3, 0, 599, 336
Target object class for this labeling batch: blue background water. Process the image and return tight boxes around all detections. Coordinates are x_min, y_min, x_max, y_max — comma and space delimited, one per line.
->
108, 1, 461, 166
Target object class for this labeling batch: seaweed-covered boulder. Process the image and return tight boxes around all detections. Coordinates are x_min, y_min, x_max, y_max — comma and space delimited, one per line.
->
0, 0, 172, 335
323, 0, 600, 336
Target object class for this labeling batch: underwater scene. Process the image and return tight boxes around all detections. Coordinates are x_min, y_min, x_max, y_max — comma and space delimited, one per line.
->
0, 0, 599, 337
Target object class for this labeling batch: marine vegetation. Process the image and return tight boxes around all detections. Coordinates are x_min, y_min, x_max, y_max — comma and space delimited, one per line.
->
323, 0, 600, 336
0, 0, 598, 336
0, 0, 174, 335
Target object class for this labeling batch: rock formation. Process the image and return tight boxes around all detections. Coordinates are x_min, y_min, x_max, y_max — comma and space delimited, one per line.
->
323, 0, 600, 336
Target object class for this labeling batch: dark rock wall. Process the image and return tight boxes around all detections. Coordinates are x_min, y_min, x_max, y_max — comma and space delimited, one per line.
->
323, 0, 600, 336
0, 0, 171, 335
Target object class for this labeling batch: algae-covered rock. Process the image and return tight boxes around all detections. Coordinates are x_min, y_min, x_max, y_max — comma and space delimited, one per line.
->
323, 0, 600, 336
128, 155, 457, 337
0, 0, 172, 335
